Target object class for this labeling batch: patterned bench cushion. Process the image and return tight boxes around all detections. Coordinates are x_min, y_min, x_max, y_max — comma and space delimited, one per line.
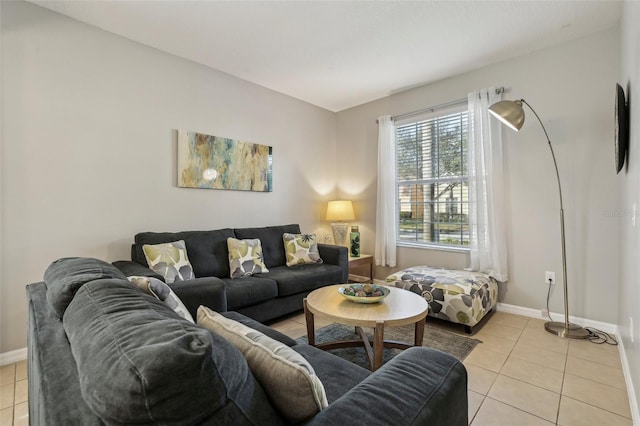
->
386, 266, 498, 328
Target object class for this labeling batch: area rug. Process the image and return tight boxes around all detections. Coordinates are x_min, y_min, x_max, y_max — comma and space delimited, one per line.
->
296, 322, 481, 369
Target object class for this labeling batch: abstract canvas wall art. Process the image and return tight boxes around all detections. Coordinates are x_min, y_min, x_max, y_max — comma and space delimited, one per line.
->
177, 130, 273, 192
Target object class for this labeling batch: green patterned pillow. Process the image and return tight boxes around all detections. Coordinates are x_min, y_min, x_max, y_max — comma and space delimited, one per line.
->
227, 238, 269, 278
283, 233, 323, 267
142, 240, 195, 284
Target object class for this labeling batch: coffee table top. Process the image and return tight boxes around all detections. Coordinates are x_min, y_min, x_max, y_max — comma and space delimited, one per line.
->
305, 284, 428, 328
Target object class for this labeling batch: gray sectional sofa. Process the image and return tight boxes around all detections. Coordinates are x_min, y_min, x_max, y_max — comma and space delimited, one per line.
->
113, 224, 349, 322
27, 257, 469, 425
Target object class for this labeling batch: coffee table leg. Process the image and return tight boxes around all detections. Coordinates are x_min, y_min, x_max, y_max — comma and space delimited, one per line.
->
414, 317, 425, 346
303, 298, 315, 346
373, 320, 384, 370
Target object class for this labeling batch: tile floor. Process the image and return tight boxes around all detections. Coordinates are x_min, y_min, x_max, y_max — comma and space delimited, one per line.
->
0, 311, 632, 426
0, 360, 28, 426
269, 310, 633, 426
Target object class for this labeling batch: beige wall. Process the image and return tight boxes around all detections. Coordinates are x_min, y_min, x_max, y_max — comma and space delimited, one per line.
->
337, 28, 620, 325
0, 1, 337, 353
619, 0, 640, 415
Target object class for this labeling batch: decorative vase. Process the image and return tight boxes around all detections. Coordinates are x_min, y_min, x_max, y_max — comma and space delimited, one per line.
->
350, 225, 360, 257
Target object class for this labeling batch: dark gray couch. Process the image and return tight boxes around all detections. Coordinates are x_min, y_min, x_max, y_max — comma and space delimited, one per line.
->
113, 224, 349, 323
27, 257, 468, 425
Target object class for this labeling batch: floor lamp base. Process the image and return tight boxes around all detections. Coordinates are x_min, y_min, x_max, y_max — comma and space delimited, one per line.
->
544, 321, 590, 339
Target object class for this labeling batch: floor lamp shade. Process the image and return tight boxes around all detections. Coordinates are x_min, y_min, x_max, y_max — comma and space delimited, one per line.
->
326, 200, 355, 246
488, 100, 525, 131
489, 98, 589, 339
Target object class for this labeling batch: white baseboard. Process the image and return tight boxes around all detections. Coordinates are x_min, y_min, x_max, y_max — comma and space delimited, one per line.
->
0, 348, 27, 366
496, 302, 618, 334
617, 334, 640, 426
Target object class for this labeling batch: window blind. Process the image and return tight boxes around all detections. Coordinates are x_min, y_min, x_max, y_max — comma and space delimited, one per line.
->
395, 105, 470, 248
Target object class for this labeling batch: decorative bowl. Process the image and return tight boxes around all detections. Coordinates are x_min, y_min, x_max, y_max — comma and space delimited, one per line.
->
338, 284, 390, 304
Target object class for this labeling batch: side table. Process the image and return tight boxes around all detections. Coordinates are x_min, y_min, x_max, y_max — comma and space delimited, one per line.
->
348, 254, 373, 284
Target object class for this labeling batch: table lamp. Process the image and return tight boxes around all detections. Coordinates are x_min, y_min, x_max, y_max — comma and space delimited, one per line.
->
326, 200, 355, 247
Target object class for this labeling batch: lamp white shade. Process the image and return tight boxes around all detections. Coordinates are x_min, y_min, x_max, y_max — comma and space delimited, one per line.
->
326, 200, 355, 221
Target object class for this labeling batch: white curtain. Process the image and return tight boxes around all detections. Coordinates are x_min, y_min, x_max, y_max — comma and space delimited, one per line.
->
467, 88, 508, 281
375, 115, 397, 267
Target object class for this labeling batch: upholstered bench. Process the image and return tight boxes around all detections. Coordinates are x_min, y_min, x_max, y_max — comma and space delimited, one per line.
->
386, 266, 498, 333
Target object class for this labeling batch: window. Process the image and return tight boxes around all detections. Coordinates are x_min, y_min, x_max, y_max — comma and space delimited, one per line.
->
395, 105, 469, 248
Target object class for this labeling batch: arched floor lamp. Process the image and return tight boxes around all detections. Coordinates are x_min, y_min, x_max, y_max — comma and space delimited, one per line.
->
489, 99, 589, 339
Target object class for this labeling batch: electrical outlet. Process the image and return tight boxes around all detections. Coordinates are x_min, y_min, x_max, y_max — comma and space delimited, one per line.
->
545, 271, 555, 285
631, 317, 635, 343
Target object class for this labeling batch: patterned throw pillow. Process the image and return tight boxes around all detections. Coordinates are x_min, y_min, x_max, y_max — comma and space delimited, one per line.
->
128, 276, 195, 323
197, 306, 328, 423
227, 238, 269, 278
142, 240, 195, 284
283, 233, 323, 267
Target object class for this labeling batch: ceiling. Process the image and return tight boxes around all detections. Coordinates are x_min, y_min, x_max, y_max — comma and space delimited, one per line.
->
29, 0, 622, 112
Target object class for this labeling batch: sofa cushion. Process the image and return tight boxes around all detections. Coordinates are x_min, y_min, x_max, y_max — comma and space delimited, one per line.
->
44, 257, 126, 318
197, 307, 328, 423
142, 240, 195, 283
221, 276, 278, 310
264, 264, 346, 297
292, 344, 371, 404
227, 237, 269, 278
134, 229, 235, 278
283, 233, 323, 266
234, 224, 301, 268
169, 276, 227, 318
63, 279, 281, 425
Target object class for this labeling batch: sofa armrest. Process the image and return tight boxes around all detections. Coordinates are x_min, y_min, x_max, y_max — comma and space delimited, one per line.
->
307, 347, 467, 426
318, 244, 348, 282
170, 277, 227, 318
112, 260, 164, 281
27, 282, 104, 425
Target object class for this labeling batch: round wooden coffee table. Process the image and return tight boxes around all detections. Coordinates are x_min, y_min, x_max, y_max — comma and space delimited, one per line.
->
303, 284, 429, 371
